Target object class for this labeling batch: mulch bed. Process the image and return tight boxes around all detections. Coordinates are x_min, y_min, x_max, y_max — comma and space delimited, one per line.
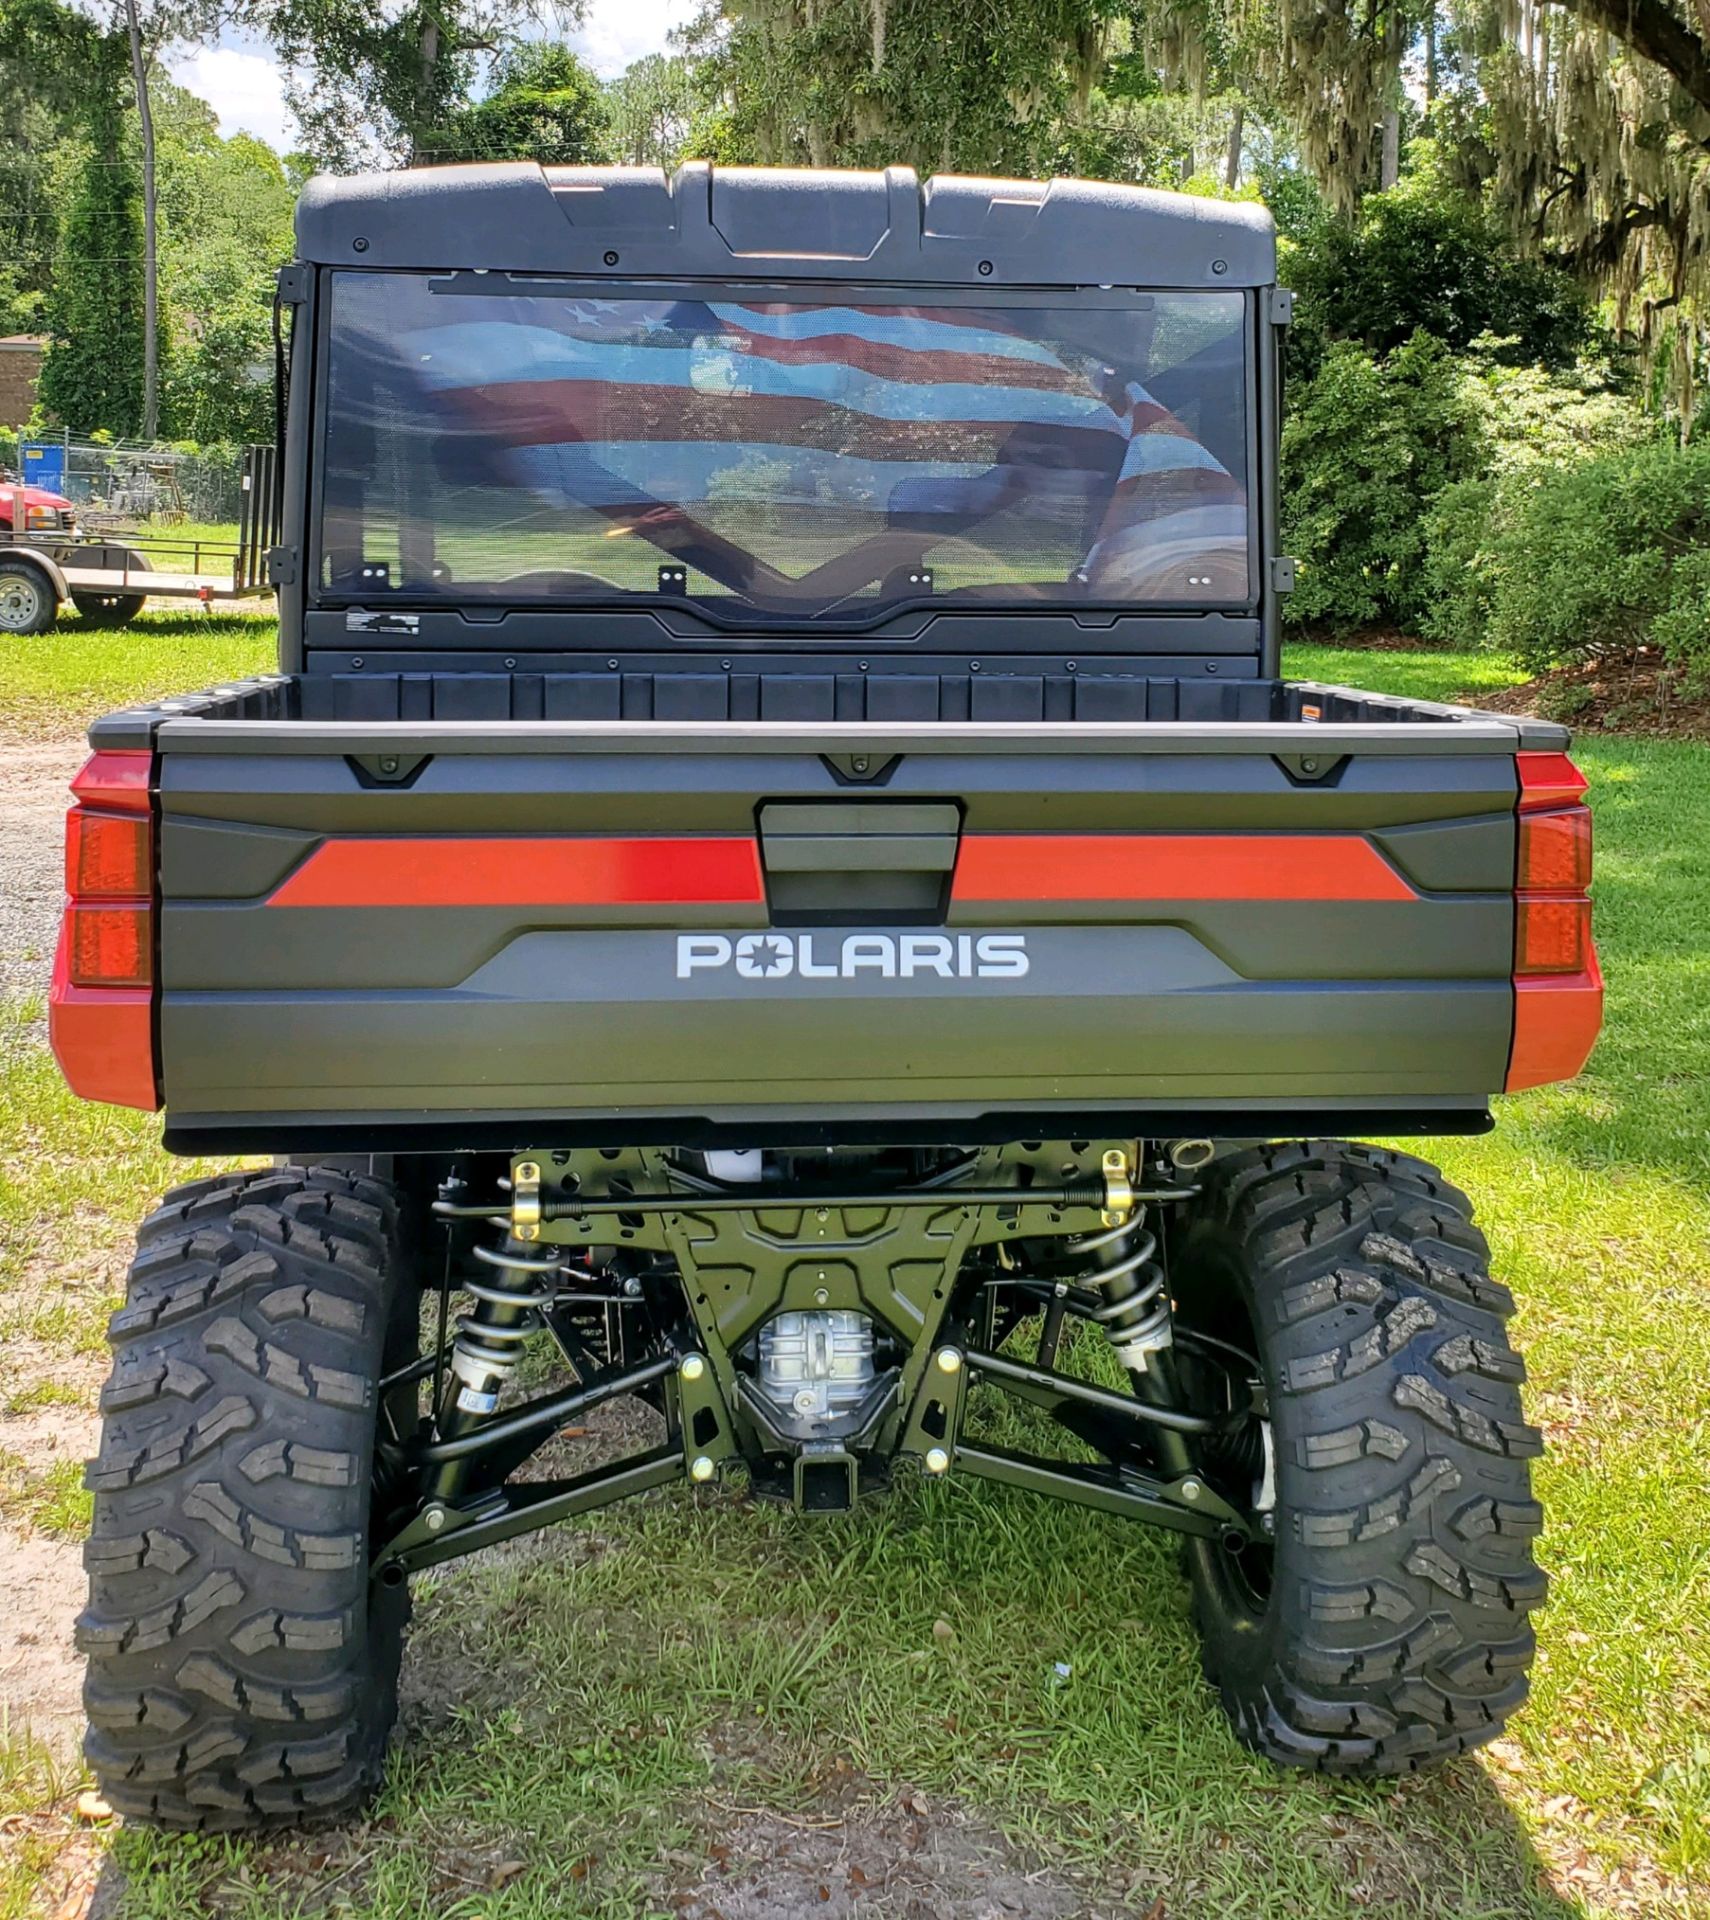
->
1460, 651, 1710, 742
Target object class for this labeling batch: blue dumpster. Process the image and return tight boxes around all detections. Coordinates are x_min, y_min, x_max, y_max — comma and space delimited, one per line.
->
21, 441, 67, 495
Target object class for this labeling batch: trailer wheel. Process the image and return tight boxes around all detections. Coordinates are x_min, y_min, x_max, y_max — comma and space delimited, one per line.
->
0, 560, 56, 634
78, 1167, 418, 1830
71, 548, 150, 626
1172, 1141, 1545, 1775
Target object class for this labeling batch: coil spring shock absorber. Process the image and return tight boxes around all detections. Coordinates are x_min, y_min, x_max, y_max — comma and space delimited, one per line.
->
1077, 1149, 1194, 1477
1069, 1149, 1170, 1373
428, 1238, 569, 1501
1073, 1214, 1173, 1372
446, 1242, 565, 1410
439, 1160, 552, 1418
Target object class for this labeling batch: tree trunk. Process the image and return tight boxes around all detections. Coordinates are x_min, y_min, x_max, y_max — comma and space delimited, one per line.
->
1425, 7, 1438, 104
1380, 107, 1400, 189
123, 0, 157, 441
1223, 101, 1244, 189
410, 13, 442, 165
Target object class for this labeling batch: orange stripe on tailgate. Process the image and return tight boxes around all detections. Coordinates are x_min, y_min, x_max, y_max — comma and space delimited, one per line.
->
951, 834, 1417, 903
268, 837, 766, 908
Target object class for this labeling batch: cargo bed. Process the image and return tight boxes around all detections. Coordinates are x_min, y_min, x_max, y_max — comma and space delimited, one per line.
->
92, 667, 1542, 733
67, 672, 1577, 1153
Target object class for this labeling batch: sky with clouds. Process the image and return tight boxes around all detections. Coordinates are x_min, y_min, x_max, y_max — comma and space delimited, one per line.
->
162, 0, 696, 155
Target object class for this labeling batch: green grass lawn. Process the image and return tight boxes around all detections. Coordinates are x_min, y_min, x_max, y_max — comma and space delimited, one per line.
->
113, 519, 245, 563
1288, 638, 1534, 703
0, 611, 275, 739
0, 626, 1705, 1917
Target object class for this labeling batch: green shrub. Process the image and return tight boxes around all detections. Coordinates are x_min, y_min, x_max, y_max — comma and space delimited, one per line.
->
1284, 162, 1591, 383
1281, 332, 1487, 634
1415, 350, 1656, 648
1467, 348, 1653, 476
1484, 442, 1710, 684
1417, 476, 1500, 646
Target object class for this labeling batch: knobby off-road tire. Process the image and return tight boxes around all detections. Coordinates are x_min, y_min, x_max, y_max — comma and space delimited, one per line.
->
1173, 1141, 1546, 1776
79, 1168, 416, 1829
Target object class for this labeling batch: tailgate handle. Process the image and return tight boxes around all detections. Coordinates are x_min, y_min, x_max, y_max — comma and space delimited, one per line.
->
758, 802, 961, 923
758, 802, 961, 875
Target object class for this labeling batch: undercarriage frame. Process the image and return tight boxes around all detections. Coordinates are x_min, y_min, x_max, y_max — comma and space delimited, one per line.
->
370, 1141, 1266, 1585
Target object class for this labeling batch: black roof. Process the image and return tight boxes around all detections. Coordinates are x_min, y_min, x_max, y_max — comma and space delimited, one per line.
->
295, 162, 1276, 289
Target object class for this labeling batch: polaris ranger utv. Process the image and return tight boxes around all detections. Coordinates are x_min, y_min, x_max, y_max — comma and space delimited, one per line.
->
53, 164, 1601, 1829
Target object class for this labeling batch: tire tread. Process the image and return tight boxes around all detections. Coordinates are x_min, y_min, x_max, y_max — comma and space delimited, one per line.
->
1182, 1141, 1545, 1776
80, 1166, 408, 1830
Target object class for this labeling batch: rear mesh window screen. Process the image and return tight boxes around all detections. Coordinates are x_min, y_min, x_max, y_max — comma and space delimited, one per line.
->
320, 275, 1251, 623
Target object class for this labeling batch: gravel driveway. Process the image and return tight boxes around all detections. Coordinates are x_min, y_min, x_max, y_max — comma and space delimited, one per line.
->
1, 734, 100, 1761
0, 734, 83, 1009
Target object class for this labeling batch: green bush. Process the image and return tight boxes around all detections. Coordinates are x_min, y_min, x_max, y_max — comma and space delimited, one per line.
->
1416, 352, 1655, 647
1284, 163, 1591, 383
1467, 348, 1653, 476
1417, 476, 1500, 647
1483, 442, 1710, 684
1281, 332, 1487, 634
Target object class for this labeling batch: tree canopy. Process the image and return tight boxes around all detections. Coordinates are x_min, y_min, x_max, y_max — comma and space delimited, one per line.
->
247, 0, 586, 167
0, 0, 102, 336
11, 0, 1710, 446
606, 52, 699, 168
421, 39, 607, 164
681, 0, 1130, 175
35, 25, 146, 437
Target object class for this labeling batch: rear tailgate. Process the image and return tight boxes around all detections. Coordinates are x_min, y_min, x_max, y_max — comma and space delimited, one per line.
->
135, 706, 1540, 1147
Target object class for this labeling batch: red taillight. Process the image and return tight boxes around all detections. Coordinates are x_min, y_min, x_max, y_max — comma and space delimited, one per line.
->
1506, 751, 1602, 1091
67, 902, 152, 987
49, 751, 159, 1110
70, 749, 151, 814
1514, 896, 1590, 975
66, 808, 152, 900
1513, 750, 1587, 813
1517, 807, 1592, 893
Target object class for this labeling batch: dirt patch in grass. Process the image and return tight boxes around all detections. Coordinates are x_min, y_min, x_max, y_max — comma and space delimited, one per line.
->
664, 1791, 1099, 1919
0, 1526, 87, 1755
1460, 652, 1710, 741
0, 1394, 100, 1756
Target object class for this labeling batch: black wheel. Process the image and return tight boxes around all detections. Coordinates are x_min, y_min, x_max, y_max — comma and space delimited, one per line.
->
78, 1168, 418, 1829
1171, 1141, 1546, 1775
72, 547, 149, 625
0, 560, 57, 634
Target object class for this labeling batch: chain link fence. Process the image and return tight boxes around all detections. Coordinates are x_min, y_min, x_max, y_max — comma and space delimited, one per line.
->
22, 440, 248, 526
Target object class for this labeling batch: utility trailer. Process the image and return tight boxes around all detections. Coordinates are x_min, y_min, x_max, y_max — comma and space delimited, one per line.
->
52, 164, 1601, 1830
0, 446, 279, 632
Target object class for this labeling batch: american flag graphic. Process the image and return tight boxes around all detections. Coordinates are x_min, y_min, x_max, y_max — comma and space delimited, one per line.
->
337, 285, 1249, 605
